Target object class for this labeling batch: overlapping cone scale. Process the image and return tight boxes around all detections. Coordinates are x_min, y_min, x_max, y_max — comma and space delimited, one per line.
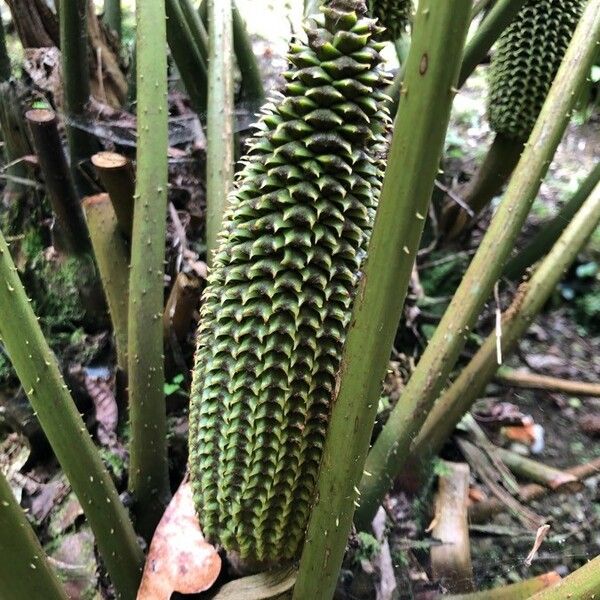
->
367, 0, 413, 41
488, 0, 584, 140
188, 0, 390, 564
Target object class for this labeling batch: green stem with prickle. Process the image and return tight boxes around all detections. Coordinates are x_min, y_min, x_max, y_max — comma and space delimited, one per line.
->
232, 2, 264, 106
386, 0, 527, 116
165, 0, 208, 117
530, 555, 600, 599
0, 470, 68, 600
408, 180, 600, 488
446, 572, 561, 600
0, 228, 143, 599
293, 3, 472, 598
0, 16, 32, 204
442, 133, 524, 239
357, 0, 600, 528
180, 0, 209, 60
83, 194, 129, 374
104, 0, 122, 38
0, 10, 11, 82
205, 0, 234, 261
458, 0, 528, 87
504, 161, 600, 280
60, 0, 98, 195
128, 0, 171, 540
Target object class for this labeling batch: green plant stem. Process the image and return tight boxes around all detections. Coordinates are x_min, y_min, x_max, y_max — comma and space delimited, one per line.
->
458, 0, 528, 87
165, 0, 209, 117
128, 0, 171, 540
60, 0, 99, 195
0, 470, 68, 600
530, 555, 600, 599
205, 0, 234, 261
25, 108, 91, 255
292, 3, 472, 598
91, 151, 135, 239
446, 571, 562, 600
104, 0, 122, 38
0, 227, 143, 599
180, 0, 209, 60
504, 161, 600, 280
407, 180, 600, 493
0, 9, 11, 82
357, 1, 600, 528
83, 193, 129, 374
494, 447, 580, 492
441, 133, 524, 239
232, 2, 264, 106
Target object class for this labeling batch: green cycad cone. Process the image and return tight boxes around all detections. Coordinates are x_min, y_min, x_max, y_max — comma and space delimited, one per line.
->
368, 0, 413, 40
488, 0, 584, 140
189, 0, 390, 564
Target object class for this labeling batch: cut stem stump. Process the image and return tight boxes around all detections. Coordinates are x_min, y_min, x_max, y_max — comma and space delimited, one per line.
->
25, 108, 91, 255
83, 193, 130, 374
91, 151, 135, 239
430, 461, 474, 594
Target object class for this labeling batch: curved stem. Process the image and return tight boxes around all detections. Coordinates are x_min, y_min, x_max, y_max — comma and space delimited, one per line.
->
293, 2, 472, 597
0, 471, 68, 600
504, 161, 600, 280
530, 555, 600, 599
407, 181, 600, 494
0, 226, 143, 599
357, 0, 600, 527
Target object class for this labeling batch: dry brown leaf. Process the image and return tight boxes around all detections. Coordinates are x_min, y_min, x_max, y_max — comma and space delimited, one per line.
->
525, 524, 551, 566
137, 482, 221, 600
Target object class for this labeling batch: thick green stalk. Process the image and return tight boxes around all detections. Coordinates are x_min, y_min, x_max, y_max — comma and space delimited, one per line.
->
83, 193, 129, 374
60, 0, 99, 195
0, 470, 68, 600
386, 0, 527, 116
293, 3, 471, 598
504, 161, 600, 279
441, 133, 524, 238
458, 0, 528, 87
180, 0, 209, 60
104, 0, 122, 38
446, 572, 561, 600
0, 228, 143, 599
232, 2, 264, 106
128, 0, 171, 540
0, 10, 11, 82
165, 0, 209, 117
205, 0, 234, 261
0, 16, 32, 204
357, 0, 600, 528
530, 555, 600, 599
407, 180, 600, 493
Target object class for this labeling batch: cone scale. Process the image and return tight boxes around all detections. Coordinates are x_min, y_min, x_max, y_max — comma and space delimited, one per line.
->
189, 0, 390, 564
